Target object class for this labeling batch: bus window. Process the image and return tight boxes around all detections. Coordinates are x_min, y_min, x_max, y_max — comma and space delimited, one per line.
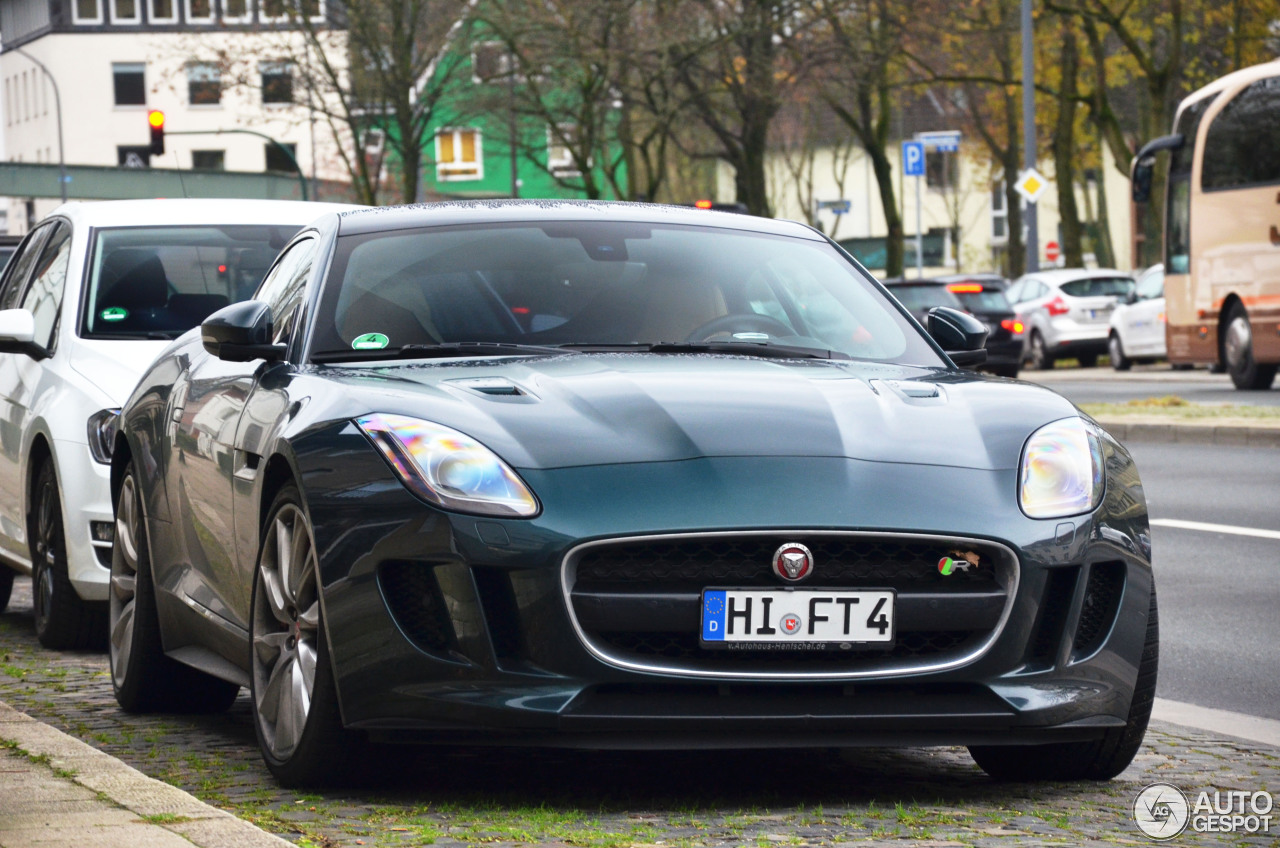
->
1201, 77, 1280, 191
1165, 96, 1213, 275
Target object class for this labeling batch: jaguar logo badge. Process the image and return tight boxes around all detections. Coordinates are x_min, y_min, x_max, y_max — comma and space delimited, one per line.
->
772, 543, 814, 583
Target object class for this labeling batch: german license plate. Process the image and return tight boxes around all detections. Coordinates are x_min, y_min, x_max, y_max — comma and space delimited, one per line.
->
700, 589, 894, 647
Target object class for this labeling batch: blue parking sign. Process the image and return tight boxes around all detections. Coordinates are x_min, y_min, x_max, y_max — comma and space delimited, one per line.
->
902, 141, 925, 177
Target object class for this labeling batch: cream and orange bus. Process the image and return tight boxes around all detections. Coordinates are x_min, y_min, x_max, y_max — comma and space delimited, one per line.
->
1132, 59, 1280, 390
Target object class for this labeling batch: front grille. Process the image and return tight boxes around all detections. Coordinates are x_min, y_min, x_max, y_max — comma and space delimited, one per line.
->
567, 533, 1014, 677
1073, 561, 1126, 658
575, 537, 998, 591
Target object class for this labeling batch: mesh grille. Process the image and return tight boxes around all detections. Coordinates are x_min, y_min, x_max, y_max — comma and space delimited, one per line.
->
1073, 562, 1126, 657
575, 537, 998, 591
378, 562, 456, 653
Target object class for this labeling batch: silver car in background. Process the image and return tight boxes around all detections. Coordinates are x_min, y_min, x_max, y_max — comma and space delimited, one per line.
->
1006, 269, 1135, 370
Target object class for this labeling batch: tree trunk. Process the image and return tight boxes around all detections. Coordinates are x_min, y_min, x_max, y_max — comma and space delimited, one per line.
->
1052, 18, 1084, 267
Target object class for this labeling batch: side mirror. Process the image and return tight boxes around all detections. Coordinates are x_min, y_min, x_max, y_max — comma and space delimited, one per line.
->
201, 301, 286, 363
1130, 133, 1184, 203
927, 306, 988, 368
0, 309, 47, 360
1124, 291, 1139, 306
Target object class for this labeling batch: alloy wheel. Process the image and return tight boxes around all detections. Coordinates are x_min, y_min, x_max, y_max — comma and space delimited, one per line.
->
252, 502, 321, 762
32, 477, 61, 628
109, 475, 141, 683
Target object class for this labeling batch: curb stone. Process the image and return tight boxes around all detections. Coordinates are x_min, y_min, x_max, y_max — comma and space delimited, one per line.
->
0, 699, 291, 848
1092, 415, 1280, 446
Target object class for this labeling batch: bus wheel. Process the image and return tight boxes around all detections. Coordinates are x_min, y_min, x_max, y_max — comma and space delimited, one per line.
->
1223, 302, 1277, 390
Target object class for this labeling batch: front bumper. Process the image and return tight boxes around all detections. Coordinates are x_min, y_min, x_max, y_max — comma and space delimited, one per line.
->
52, 440, 114, 601
297, 425, 1152, 748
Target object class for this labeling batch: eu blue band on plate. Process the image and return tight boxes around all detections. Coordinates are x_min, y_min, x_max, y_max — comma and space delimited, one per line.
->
703, 590, 726, 641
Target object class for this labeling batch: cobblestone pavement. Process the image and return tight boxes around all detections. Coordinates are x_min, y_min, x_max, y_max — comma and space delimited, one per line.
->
2, 580, 1276, 847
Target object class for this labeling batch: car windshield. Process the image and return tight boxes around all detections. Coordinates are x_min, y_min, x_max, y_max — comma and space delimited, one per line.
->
309, 222, 942, 365
82, 224, 299, 339
886, 285, 963, 313
953, 290, 1012, 312
1059, 277, 1134, 298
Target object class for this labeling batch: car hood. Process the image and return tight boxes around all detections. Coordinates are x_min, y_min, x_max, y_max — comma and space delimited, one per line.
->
313, 354, 1080, 472
70, 338, 171, 406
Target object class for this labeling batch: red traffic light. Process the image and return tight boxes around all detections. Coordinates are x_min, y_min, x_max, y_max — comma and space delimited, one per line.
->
148, 110, 165, 156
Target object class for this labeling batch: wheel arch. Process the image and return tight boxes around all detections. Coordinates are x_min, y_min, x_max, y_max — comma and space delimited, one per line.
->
109, 433, 134, 511
24, 433, 55, 526
258, 453, 302, 534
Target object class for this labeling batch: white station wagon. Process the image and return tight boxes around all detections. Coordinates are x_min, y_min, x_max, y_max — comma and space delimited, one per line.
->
0, 199, 356, 647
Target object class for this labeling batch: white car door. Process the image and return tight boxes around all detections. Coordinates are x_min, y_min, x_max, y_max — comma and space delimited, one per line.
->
1128, 269, 1166, 357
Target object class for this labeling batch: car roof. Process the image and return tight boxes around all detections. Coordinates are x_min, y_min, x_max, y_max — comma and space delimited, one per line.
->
46, 198, 361, 229
330, 199, 825, 240
1016, 268, 1133, 285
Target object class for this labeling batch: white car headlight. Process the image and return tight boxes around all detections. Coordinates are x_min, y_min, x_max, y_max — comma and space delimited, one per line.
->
356, 413, 539, 517
1019, 417, 1104, 519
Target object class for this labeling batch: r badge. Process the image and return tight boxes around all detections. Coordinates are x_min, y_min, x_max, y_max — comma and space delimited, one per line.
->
772, 542, 814, 582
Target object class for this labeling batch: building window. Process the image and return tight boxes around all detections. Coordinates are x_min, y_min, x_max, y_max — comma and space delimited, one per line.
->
118, 146, 151, 168
991, 180, 1008, 245
74, 0, 104, 23
149, 0, 177, 23
186, 0, 213, 22
926, 151, 958, 190
300, 0, 323, 21
222, 0, 251, 22
112, 0, 140, 23
113, 63, 146, 107
265, 142, 298, 173
261, 62, 292, 104
471, 41, 516, 83
435, 128, 482, 181
187, 63, 220, 105
192, 150, 225, 170
547, 124, 582, 178
259, 0, 287, 22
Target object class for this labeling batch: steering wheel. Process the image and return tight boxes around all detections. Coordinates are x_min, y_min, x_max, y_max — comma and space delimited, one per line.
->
686, 313, 796, 342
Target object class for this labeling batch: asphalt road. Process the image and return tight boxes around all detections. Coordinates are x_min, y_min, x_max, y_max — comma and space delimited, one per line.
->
1125, 439, 1280, 720
1025, 364, 1280, 406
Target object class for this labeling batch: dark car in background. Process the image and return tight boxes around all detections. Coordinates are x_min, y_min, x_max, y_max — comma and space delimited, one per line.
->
884, 276, 1025, 377
109, 201, 1155, 788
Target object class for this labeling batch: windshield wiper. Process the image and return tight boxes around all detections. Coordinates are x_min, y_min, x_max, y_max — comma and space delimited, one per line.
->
557, 341, 850, 360
311, 342, 575, 363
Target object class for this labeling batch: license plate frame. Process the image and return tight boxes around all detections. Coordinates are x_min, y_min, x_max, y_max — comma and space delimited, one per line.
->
700, 588, 896, 649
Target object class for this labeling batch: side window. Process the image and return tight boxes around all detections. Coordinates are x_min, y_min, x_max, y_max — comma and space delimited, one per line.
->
1004, 280, 1023, 303
0, 226, 51, 311
1202, 77, 1280, 190
254, 238, 317, 346
20, 223, 72, 349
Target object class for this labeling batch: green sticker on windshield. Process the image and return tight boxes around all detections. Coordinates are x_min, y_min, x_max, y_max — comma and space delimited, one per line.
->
100, 307, 128, 322
352, 332, 389, 351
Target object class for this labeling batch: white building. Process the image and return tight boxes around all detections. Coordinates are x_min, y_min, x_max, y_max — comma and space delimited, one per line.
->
721, 136, 1138, 274
0, 0, 349, 233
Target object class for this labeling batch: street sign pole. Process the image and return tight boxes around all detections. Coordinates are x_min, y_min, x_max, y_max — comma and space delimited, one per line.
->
915, 171, 923, 279
1021, 0, 1039, 272
902, 140, 926, 279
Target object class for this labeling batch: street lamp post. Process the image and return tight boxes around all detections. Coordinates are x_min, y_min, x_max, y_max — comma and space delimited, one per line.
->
1021, 0, 1038, 273
13, 47, 67, 203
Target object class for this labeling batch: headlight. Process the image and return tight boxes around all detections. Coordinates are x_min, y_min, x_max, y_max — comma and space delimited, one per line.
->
1018, 417, 1104, 519
355, 413, 539, 517
87, 409, 120, 465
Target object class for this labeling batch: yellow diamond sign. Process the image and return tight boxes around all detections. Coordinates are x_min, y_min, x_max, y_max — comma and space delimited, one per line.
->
1014, 167, 1049, 203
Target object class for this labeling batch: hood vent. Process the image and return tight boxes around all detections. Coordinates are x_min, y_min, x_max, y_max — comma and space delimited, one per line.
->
871, 379, 946, 404
446, 377, 529, 398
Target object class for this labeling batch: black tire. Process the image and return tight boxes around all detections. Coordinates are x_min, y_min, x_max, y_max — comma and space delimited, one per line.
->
1222, 302, 1277, 390
29, 461, 105, 650
0, 567, 13, 613
1077, 354, 1098, 369
1108, 333, 1131, 371
969, 584, 1159, 782
1028, 332, 1053, 370
251, 484, 364, 787
110, 461, 240, 713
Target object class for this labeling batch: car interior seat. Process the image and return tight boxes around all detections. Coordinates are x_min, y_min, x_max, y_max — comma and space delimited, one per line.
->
96, 250, 172, 332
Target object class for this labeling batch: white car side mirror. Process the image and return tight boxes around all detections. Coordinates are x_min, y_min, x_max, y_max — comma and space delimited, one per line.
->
0, 309, 36, 345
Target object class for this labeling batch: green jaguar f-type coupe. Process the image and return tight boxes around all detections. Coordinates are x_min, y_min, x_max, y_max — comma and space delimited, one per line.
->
109, 201, 1156, 786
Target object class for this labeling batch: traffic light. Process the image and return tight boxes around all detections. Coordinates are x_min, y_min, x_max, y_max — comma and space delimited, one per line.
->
148, 110, 165, 156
